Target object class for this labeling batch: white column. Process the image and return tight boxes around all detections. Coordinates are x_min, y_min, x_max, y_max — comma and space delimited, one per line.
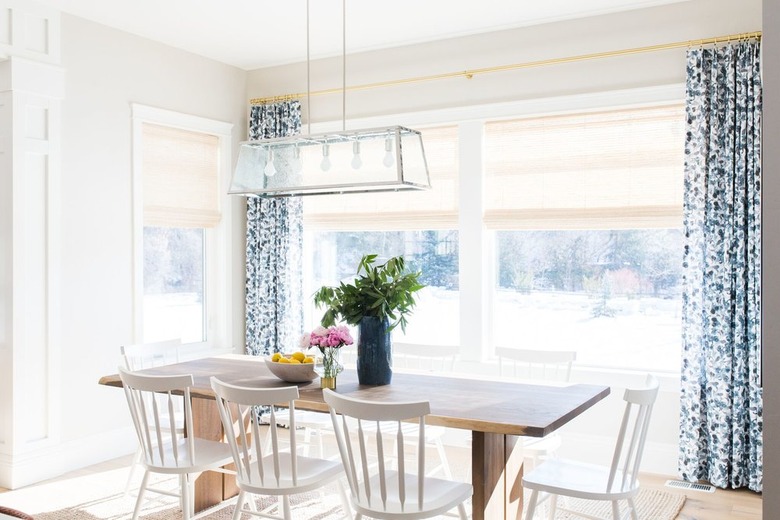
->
458, 121, 492, 361
0, 0, 63, 489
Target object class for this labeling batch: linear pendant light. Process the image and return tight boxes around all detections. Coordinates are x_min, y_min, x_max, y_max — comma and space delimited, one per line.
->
229, 0, 431, 198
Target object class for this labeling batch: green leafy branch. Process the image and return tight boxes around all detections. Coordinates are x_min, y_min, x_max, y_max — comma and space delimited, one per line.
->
313, 254, 425, 333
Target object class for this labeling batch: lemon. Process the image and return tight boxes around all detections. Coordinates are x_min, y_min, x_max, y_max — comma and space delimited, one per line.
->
303, 357, 314, 364
291, 351, 305, 362
289, 358, 301, 364
271, 352, 282, 362
278, 357, 291, 364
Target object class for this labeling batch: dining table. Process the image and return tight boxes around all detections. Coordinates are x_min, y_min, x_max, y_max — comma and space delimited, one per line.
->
99, 354, 610, 520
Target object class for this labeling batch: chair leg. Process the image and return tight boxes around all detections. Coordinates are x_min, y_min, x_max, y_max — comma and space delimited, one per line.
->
232, 490, 246, 520
124, 447, 143, 496
434, 438, 453, 479
610, 500, 620, 520
181, 474, 191, 520
131, 470, 150, 520
548, 494, 558, 520
627, 497, 638, 520
457, 502, 468, 520
336, 478, 352, 519
523, 489, 539, 520
282, 495, 292, 520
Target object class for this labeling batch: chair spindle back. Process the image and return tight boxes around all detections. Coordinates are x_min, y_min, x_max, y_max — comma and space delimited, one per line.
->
210, 377, 301, 488
324, 389, 431, 513
119, 367, 195, 468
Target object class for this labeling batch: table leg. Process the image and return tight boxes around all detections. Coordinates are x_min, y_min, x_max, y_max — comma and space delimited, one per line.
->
471, 432, 524, 520
192, 397, 239, 512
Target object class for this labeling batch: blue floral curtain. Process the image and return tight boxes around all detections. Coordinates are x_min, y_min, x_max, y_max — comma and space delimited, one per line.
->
245, 101, 304, 356
679, 41, 762, 492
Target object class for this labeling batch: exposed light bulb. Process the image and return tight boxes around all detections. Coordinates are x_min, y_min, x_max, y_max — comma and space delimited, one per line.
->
320, 143, 331, 172
264, 149, 276, 176
351, 141, 362, 169
291, 146, 302, 174
383, 137, 395, 168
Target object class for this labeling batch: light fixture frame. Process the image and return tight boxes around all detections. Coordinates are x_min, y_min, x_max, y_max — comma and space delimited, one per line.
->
229, 0, 431, 198
229, 125, 431, 198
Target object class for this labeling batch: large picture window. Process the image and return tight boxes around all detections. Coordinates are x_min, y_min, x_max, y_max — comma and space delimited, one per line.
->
303, 102, 685, 372
132, 105, 232, 348
303, 126, 460, 344
485, 104, 685, 371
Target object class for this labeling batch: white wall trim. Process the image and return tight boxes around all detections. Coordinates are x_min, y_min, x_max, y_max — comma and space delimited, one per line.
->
0, 426, 136, 489
305, 83, 685, 133
129, 103, 234, 351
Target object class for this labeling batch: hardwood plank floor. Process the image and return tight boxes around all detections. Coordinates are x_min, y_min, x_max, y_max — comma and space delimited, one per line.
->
640, 473, 762, 520
0, 453, 763, 519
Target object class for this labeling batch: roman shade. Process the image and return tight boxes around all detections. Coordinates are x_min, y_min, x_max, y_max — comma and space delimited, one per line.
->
484, 104, 684, 230
303, 125, 459, 230
142, 123, 221, 228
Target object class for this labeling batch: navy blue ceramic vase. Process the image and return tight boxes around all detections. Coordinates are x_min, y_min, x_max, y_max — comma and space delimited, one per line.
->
356, 316, 392, 385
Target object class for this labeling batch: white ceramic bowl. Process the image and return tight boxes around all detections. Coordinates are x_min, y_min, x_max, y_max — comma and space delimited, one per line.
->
264, 356, 317, 383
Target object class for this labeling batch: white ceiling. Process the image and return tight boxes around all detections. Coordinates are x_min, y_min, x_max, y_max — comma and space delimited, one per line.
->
37, 0, 685, 70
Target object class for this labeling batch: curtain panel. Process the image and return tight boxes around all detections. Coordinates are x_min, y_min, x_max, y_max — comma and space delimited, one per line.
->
245, 101, 304, 356
679, 41, 762, 492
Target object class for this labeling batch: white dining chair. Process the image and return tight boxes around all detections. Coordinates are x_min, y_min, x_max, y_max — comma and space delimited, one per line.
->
323, 389, 472, 520
496, 347, 576, 382
119, 367, 234, 520
268, 342, 457, 478
496, 347, 578, 469
121, 338, 182, 371
392, 342, 459, 373
120, 338, 184, 495
521, 374, 659, 520
211, 377, 348, 520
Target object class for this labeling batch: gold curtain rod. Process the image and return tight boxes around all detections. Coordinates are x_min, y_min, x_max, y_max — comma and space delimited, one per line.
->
250, 30, 762, 106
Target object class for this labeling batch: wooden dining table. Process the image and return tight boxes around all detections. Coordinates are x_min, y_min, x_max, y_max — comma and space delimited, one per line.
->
99, 354, 609, 520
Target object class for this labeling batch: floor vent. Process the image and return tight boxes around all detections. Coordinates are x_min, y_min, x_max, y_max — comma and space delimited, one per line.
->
664, 479, 716, 493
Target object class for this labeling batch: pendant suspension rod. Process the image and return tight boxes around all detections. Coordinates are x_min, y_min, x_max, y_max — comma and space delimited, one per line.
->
341, 0, 346, 132
250, 30, 761, 106
306, 0, 311, 135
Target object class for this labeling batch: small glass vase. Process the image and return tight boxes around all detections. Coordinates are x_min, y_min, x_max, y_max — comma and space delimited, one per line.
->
315, 347, 343, 390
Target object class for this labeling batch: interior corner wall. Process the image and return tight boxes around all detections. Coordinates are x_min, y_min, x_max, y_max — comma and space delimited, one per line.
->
246, 0, 760, 124
762, 0, 778, 513
0, 6, 248, 488
245, 0, 762, 479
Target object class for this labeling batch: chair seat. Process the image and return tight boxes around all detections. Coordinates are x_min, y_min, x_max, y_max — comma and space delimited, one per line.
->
353, 471, 472, 519
238, 452, 344, 495
265, 409, 333, 429
522, 458, 639, 501
144, 437, 233, 474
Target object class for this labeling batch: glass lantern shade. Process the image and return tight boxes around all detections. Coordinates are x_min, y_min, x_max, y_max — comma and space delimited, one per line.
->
229, 126, 431, 197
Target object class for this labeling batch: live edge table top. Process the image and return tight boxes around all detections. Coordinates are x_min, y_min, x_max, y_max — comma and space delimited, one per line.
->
99, 354, 610, 437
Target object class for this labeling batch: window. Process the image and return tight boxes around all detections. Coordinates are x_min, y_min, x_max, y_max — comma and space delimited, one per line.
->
132, 105, 232, 348
485, 105, 685, 371
303, 126, 460, 344
303, 99, 685, 372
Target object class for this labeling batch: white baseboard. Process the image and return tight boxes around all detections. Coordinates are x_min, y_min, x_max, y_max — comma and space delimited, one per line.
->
0, 426, 136, 489
557, 431, 678, 476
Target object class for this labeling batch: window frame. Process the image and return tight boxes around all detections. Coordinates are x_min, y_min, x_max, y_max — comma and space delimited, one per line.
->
303, 84, 685, 373
131, 104, 233, 353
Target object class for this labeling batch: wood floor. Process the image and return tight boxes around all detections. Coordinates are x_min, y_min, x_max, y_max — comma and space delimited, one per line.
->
0, 467, 762, 519
640, 473, 761, 520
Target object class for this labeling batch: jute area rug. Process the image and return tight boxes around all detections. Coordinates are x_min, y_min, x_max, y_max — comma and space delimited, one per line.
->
31, 483, 685, 520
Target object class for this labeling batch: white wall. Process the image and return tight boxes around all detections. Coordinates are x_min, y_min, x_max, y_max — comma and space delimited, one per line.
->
248, 0, 760, 123
56, 11, 247, 452
0, 4, 248, 488
246, 0, 762, 477
762, 0, 778, 515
